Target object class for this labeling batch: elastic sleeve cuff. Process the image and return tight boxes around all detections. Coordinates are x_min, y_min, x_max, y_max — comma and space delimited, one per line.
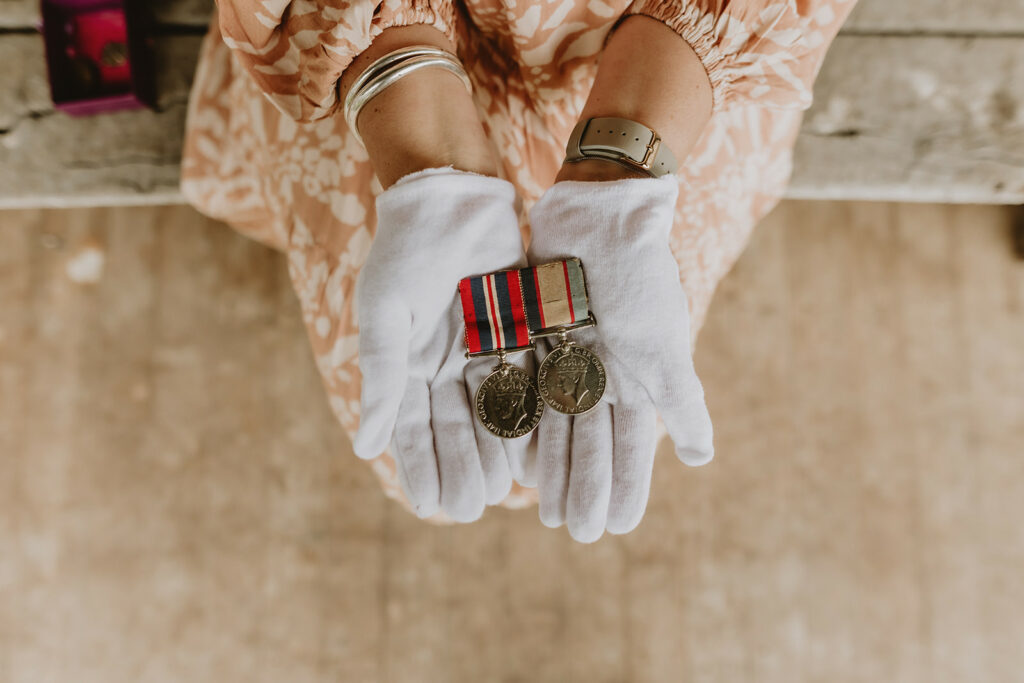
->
619, 0, 816, 114
219, 0, 457, 122
620, 0, 730, 112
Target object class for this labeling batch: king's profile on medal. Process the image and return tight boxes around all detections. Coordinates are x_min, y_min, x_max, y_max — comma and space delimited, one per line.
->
494, 371, 532, 431
537, 344, 605, 415
552, 351, 590, 408
475, 365, 544, 438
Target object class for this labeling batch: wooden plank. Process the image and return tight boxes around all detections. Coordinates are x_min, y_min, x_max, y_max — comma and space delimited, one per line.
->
843, 0, 1024, 35
0, 0, 213, 28
492, 509, 571, 680
687, 210, 801, 682
791, 35, 1024, 204
2, 201, 1024, 681
0, 32, 52, 132
4, 0, 1024, 33
0, 34, 199, 209
0, 205, 389, 681
1, 32, 1022, 206
153, 0, 213, 26
952, 204, 1024, 679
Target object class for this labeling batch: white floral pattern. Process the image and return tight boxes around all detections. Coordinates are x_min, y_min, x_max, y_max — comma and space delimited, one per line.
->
181, 0, 856, 517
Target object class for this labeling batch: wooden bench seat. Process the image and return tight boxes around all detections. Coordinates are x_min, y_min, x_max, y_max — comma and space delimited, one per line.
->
1, 0, 1021, 208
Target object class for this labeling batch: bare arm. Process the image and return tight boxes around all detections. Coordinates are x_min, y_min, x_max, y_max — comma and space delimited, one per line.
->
338, 26, 498, 188
556, 15, 713, 182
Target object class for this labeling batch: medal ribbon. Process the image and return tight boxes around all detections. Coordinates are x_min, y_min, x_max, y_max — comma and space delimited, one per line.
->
459, 269, 531, 355
519, 258, 590, 333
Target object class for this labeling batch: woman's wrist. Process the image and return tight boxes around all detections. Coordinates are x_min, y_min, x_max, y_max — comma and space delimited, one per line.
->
339, 26, 497, 188
555, 158, 650, 183
558, 15, 713, 183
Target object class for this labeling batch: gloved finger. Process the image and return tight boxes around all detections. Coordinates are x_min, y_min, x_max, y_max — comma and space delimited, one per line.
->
639, 350, 714, 467
391, 378, 441, 518
429, 322, 491, 521
352, 307, 412, 460
459, 322, 517, 506
467, 394, 515, 506
429, 368, 489, 522
461, 358, 514, 505
605, 402, 658, 535
505, 430, 537, 488
566, 403, 614, 544
537, 410, 572, 529
495, 352, 539, 488
478, 429, 514, 506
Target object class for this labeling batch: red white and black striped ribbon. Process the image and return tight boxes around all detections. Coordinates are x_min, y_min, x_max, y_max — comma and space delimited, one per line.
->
458, 269, 531, 356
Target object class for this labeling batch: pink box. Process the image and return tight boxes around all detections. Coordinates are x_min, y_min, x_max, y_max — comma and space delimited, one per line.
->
40, 0, 155, 116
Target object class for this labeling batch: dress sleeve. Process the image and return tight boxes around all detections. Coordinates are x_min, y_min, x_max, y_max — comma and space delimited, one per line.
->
216, 0, 457, 122
621, 0, 856, 113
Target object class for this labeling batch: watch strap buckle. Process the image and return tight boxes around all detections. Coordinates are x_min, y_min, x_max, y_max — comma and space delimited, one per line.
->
565, 116, 678, 178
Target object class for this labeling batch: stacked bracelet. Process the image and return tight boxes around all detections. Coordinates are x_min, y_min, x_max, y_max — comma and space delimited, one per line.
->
343, 45, 472, 146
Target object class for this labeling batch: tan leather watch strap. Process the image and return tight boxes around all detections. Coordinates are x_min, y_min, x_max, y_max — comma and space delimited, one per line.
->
565, 117, 678, 178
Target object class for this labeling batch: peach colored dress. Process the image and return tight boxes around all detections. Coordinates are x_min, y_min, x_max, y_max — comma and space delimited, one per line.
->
181, 0, 856, 513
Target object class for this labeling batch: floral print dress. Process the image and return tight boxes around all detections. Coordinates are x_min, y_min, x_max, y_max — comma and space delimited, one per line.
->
181, 0, 857, 513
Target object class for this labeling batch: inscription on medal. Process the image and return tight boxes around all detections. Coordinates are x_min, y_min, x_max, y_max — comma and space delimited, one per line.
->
538, 344, 606, 414
475, 365, 544, 438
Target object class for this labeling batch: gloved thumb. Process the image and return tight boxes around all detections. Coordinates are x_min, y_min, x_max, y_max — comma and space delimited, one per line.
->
352, 307, 411, 459
641, 354, 714, 466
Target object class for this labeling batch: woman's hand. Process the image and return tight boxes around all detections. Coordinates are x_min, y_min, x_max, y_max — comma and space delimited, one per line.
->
524, 16, 716, 541
353, 169, 531, 521
527, 177, 714, 542
344, 27, 529, 520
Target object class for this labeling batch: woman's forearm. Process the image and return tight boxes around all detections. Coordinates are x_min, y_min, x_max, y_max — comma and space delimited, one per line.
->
339, 17, 712, 186
339, 26, 498, 188
557, 15, 713, 182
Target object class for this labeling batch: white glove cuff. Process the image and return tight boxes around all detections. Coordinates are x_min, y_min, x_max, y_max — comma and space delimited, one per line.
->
373, 168, 522, 262
392, 166, 503, 188
529, 176, 678, 246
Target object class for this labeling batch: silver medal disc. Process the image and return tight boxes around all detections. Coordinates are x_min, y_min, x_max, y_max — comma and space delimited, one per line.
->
537, 344, 606, 414
475, 364, 544, 438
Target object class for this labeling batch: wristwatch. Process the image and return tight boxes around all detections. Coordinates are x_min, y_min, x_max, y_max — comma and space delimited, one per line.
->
565, 117, 678, 178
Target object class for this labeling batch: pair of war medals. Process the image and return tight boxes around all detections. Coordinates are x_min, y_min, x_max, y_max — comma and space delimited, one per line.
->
458, 259, 606, 439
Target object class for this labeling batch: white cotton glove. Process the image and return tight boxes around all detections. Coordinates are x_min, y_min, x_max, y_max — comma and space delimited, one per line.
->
526, 176, 714, 543
352, 168, 533, 522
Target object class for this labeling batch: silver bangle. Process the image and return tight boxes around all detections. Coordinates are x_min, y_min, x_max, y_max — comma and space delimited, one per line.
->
345, 45, 446, 110
343, 46, 471, 146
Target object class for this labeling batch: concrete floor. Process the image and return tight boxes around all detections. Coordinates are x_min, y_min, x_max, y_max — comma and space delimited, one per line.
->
1, 202, 1022, 682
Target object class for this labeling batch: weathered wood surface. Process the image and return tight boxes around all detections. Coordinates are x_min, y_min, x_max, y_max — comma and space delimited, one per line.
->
4, 0, 1024, 33
1, 10, 1023, 206
2, 201, 1023, 682
0, 35, 200, 208
0, 0, 214, 28
844, 0, 1024, 34
791, 35, 1024, 203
